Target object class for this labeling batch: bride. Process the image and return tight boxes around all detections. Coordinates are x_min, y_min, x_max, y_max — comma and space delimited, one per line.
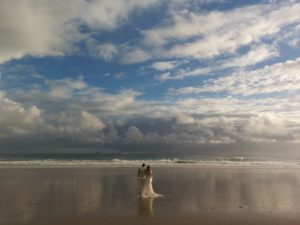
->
140, 165, 162, 198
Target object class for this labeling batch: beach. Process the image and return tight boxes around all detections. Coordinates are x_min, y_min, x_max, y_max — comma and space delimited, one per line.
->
1, 166, 300, 225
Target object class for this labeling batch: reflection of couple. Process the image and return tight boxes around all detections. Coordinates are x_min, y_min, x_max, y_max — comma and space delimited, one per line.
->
138, 163, 162, 198
138, 196, 154, 216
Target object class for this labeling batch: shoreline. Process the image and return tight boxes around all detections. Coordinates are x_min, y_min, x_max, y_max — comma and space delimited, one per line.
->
1, 160, 300, 169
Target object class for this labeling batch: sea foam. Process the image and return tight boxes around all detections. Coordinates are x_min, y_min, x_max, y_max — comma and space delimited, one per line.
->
0, 158, 299, 168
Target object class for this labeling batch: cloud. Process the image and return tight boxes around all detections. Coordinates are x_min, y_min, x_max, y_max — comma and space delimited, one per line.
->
2, 81, 300, 150
98, 43, 119, 61
0, 0, 84, 64
9, 79, 143, 122
114, 72, 126, 79
0, 91, 46, 138
2, 0, 299, 68
221, 43, 279, 68
144, 43, 279, 83
153, 44, 279, 82
275, 22, 300, 48
242, 113, 290, 142
47, 77, 87, 99
172, 57, 300, 96
165, 112, 299, 144
80, 111, 105, 130
126, 126, 144, 142
0, 0, 160, 64
150, 61, 176, 71
156, 67, 212, 81
2, 1, 300, 152
121, 49, 151, 64
79, 0, 160, 30
176, 114, 196, 124
86, 40, 119, 61
122, 2, 300, 64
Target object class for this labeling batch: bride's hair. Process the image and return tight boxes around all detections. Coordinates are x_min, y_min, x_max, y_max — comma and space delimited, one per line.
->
145, 165, 152, 176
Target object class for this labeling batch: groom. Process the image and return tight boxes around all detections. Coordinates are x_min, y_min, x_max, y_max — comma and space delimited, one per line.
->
137, 163, 146, 195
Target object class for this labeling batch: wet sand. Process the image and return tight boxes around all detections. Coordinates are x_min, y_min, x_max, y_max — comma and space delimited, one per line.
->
1, 167, 300, 225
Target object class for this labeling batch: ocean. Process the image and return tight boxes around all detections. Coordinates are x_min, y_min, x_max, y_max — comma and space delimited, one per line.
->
0, 152, 300, 168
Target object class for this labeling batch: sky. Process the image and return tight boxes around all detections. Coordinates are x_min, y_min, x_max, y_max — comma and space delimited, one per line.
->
1, 0, 300, 155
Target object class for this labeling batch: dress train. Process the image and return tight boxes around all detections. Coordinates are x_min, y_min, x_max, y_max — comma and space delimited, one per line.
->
140, 176, 162, 198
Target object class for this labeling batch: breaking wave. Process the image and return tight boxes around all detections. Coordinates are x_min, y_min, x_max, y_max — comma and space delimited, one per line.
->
0, 158, 300, 168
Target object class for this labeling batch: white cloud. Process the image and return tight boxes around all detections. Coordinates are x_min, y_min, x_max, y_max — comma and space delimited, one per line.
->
167, 112, 299, 143
121, 49, 151, 64
87, 89, 142, 114
80, 0, 160, 30
127, 2, 300, 63
157, 43, 279, 84
9, 77, 143, 118
176, 114, 195, 124
98, 43, 119, 61
276, 23, 300, 48
47, 78, 87, 99
80, 111, 105, 130
0, 0, 84, 64
2, 0, 299, 68
0, 0, 160, 64
242, 113, 290, 142
156, 67, 212, 81
86, 40, 119, 61
0, 91, 46, 138
173, 57, 300, 96
150, 61, 176, 71
2, 81, 300, 148
222, 44, 279, 68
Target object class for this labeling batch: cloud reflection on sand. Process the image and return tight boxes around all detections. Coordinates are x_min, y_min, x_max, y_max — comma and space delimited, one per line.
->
155, 168, 300, 214
1, 167, 300, 225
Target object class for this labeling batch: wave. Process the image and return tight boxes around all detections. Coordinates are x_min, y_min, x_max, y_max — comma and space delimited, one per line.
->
0, 158, 300, 168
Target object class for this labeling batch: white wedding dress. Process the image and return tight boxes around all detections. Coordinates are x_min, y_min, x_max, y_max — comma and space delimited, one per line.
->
141, 173, 162, 198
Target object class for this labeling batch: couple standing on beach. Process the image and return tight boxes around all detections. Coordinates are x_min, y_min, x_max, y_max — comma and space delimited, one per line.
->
138, 163, 162, 198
